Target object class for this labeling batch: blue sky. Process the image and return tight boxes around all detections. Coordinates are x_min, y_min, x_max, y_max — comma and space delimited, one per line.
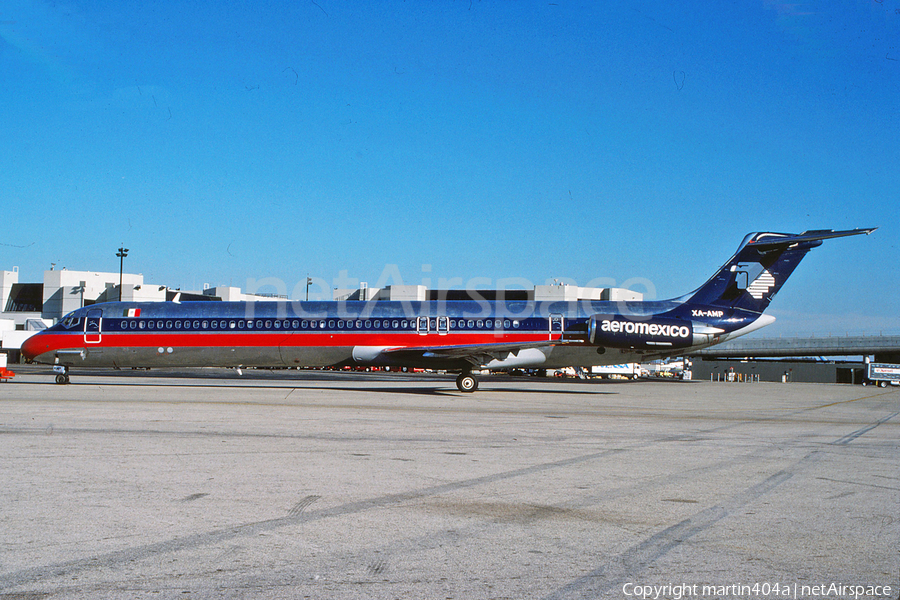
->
1, 1, 898, 334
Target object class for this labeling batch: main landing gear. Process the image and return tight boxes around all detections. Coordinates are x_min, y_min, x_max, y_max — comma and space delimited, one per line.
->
455, 372, 479, 393
53, 365, 70, 385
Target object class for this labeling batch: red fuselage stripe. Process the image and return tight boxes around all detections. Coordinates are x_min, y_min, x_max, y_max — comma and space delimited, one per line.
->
30, 331, 550, 351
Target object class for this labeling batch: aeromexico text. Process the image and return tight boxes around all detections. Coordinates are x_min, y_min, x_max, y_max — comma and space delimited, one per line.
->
587, 315, 695, 349
597, 319, 691, 338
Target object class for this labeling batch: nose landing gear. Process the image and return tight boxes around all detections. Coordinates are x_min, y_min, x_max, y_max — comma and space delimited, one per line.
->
53, 365, 70, 385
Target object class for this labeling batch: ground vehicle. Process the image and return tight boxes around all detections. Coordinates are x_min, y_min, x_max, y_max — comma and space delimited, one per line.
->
862, 362, 900, 387
590, 364, 641, 380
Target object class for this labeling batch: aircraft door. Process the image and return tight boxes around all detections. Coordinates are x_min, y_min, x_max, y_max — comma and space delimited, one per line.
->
417, 316, 449, 335
84, 309, 102, 344
416, 316, 429, 335
550, 313, 564, 340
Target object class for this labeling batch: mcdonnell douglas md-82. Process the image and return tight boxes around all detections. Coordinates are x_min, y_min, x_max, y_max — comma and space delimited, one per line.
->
23, 228, 874, 392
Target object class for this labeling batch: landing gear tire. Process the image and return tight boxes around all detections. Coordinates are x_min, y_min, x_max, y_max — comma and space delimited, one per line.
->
456, 373, 478, 393
55, 373, 70, 385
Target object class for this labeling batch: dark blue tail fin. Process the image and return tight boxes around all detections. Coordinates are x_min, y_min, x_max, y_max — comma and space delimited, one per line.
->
681, 228, 875, 313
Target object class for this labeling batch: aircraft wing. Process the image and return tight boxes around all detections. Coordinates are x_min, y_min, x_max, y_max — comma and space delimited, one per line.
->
382, 338, 585, 367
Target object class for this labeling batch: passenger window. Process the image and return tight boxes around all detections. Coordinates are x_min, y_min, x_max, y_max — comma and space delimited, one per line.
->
202, 320, 208, 329
238, 320, 245, 329
274, 320, 281, 329
193, 320, 200, 329
292, 320, 299, 329
175, 320, 182, 329
148, 320, 155, 330
211, 320, 218, 329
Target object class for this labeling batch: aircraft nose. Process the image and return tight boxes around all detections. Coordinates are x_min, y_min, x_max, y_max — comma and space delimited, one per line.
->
21, 333, 49, 362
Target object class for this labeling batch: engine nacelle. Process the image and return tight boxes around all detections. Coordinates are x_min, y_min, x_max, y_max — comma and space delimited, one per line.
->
588, 315, 694, 349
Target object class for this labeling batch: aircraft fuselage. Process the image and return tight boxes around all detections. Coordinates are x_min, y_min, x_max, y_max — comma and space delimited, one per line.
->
22, 298, 763, 372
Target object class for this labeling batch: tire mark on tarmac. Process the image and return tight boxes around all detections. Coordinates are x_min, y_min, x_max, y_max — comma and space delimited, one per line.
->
3, 391, 894, 592
0, 448, 627, 591
832, 410, 900, 445
0, 421, 836, 593
315, 400, 874, 587
543, 404, 900, 600
543, 468, 798, 600
298, 442, 802, 588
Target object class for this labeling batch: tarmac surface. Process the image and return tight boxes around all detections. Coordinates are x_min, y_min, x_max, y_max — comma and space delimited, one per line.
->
0, 366, 897, 600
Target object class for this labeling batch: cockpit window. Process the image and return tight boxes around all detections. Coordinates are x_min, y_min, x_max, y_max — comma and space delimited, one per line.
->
60, 314, 81, 329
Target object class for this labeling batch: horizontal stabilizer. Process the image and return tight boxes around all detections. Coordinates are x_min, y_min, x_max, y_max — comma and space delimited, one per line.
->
746, 228, 876, 249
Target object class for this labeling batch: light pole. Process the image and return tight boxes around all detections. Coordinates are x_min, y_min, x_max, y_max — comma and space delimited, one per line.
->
117, 246, 129, 301
306, 276, 312, 302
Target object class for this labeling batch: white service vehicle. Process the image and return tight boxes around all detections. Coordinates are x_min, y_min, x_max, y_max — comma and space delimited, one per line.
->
590, 363, 641, 380
863, 363, 900, 387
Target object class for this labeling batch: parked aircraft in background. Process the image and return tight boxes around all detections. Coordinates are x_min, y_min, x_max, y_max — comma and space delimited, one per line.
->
22, 228, 874, 392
